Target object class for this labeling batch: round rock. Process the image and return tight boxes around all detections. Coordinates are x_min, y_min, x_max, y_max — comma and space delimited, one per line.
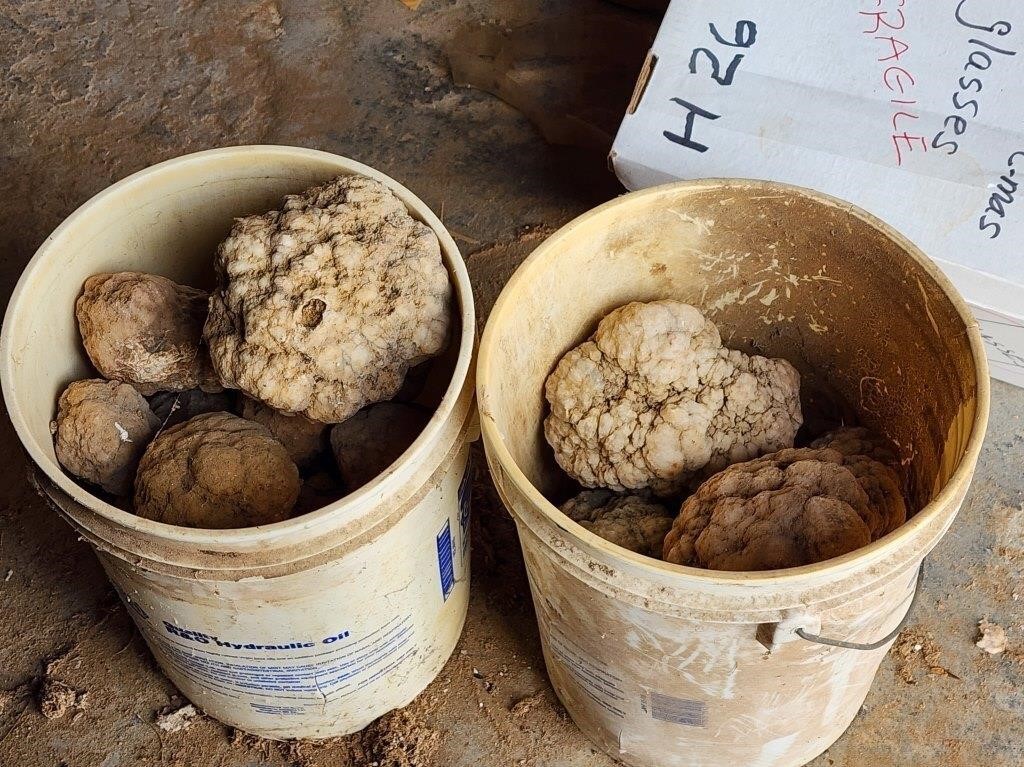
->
133, 412, 300, 528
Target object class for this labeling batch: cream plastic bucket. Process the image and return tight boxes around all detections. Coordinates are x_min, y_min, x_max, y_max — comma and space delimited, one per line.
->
1, 146, 476, 739
477, 180, 989, 767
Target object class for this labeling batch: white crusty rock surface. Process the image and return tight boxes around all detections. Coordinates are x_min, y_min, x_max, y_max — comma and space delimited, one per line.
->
205, 175, 452, 423
133, 412, 300, 528
544, 300, 802, 495
976, 619, 1007, 655
76, 272, 221, 395
53, 379, 161, 496
560, 489, 673, 558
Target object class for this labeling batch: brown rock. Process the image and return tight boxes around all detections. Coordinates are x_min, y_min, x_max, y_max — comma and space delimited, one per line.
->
53, 379, 160, 496
330, 403, 429, 491
810, 427, 907, 536
76, 272, 221, 394
134, 412, 300, 528
664, 447, 878, 571
239, 396, 328, 467
560, 489, 673, 558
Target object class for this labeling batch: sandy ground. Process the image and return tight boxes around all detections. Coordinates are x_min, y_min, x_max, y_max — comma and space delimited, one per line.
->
1, 1, 1022, 765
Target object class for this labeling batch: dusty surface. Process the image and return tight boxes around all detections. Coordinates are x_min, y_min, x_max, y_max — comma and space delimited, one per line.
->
0, 1, 1021, 765
560, 489, 673, 558
544, 300, 803, 495
663, 444, 906, 571
206, 175, 452, 423
133, 412, 300, 528
77, 272, 221, 395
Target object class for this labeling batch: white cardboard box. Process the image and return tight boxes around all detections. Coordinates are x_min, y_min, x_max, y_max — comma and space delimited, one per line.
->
611, 0, 1024, 387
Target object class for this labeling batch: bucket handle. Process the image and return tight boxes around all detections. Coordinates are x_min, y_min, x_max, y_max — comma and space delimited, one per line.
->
794, 562, 925, 651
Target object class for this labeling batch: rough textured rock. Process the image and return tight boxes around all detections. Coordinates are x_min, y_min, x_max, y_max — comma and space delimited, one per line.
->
205, 175, 452, 423
810, 427, 907, 537
663, 445, 907, 571
133, 412, 300, 528
544, 300, 803, 496
330, 402, 429, 490
76, 272, 221, 395
976, 619, 1007, 655
53, 379, 161, 496
560, 489, 673, 557
1, 2, 1020, 764
239, 396, 327, 467
38, 680, 87, 720
809, 426, 897, 465
147, 389, 235, 430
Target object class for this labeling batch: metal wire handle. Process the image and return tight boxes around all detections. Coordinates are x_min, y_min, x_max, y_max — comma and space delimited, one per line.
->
794, 562, 925, 651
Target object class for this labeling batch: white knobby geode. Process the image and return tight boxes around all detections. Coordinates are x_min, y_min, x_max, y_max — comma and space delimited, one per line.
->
205, 175, 452, 423
544, 300, 803, 496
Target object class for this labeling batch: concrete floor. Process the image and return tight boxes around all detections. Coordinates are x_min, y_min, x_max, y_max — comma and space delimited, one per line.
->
0, 1, 1021, 765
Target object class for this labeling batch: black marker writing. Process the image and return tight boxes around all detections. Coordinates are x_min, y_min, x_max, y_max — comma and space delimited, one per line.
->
663, 19, 757, 154
663, 98, 720, 153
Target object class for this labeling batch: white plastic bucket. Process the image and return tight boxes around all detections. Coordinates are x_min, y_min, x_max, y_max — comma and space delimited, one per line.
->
477, 180, 989, 767
1, 146, 477, 739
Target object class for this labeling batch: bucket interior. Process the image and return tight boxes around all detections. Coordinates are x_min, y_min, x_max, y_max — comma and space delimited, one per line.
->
3, 149, 464, 514
482, 182, 980, 519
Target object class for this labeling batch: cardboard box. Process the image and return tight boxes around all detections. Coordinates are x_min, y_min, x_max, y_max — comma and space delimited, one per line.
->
611, 0, 1024, 387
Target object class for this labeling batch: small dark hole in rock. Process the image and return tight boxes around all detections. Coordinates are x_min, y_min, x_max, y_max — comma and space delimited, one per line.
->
300, 299, 326, 329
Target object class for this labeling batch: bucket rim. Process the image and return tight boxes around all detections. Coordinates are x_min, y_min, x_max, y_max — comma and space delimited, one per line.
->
1, 144, 476, 545
477, 177, 991, 587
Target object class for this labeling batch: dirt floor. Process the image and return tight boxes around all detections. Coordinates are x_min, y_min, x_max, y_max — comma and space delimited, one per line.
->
1, 1, 1022, 765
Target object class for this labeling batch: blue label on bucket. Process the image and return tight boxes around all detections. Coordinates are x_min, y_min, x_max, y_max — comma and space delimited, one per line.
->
458, 458, 472, 557
149, 614, 417, 707
436, 519, 455, 601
